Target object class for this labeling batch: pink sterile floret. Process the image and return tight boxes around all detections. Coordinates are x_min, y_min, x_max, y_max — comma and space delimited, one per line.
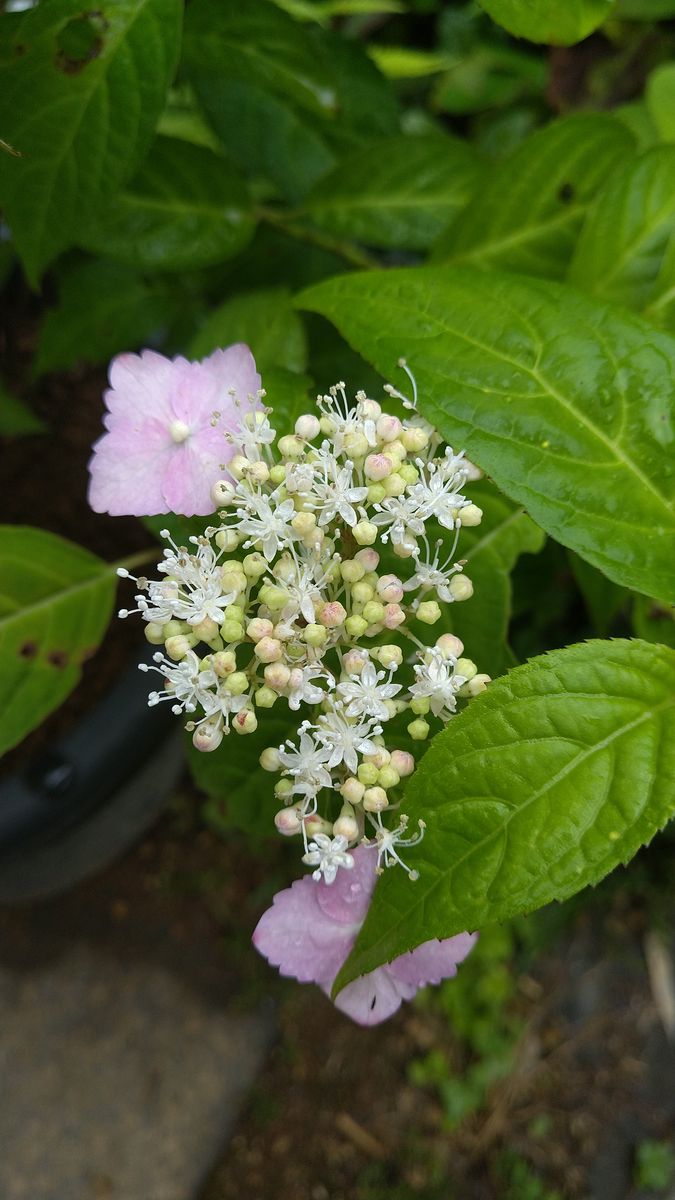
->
88, 344, 261, 517
253, 845, 477, 1026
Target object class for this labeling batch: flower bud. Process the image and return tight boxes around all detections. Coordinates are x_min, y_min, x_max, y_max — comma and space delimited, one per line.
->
216, 529, 240, 553
459, 504, 483, 527
254, 636, 283, 663
376, 414, 402, 443
165, 634, 193, 660
463, 458, 483, 481
318, 601, 347, 629
304, 813, 334, 838
407, 718, 430, 741
363, 786, 389, 813
345, 615, 368, 638
398, 462, 419, 485
340, 558, 365, 584
212, 650, 236, 677
367, 483, 387, 504
247, 617, 273, 643
221, 620, 245, 643
382, 472, 406, 498
465, 672, 491, 696
343, 648, 367, 675
264, 661, 291, 689
234, 708, 258, 735
295, 413, 321, 440
401, 426, 429, 453
360, 397, 381, 420
364, 745, 390, 769
377, 574, 404, 603
304, 623, 328, 647
269, 464, 286, 485
364, 453, 393, 481
340, 777, 365, 804
229, 454, 250, 479
378, 766, 400, 789
449, 575, 474, 602
393, 537, 416, 559
377, 644, 403, 669
357, 762, 380, 786
436, 633, 464, 660
390, 749, 415, 777
351, 581, 373, 606
212, 480, 236, 506
225, 671, 249, 695
243, 552, 267, 579
417, 600, 442, 625
255, 686, 277, 708
333, 802, 359, 841
278, 434, 304, 459
193, 616, 219, 642
410, 696, 430, 715
456, 657, 477, 681
144, 622, 166, 646
275, 807, 302, 836
275, 779, 293, 802
362, 600, 385, 625
192, 721, 223, 752
383, 603, 405, 630
343, 431, 370, 458
353, 521, 378, 546
260, 747, 281, 772
385, 438, 407, 461
263, 585, 289, 613
355, 547, 380, 572
248, 460, 270, 485
291, 511, 317, 539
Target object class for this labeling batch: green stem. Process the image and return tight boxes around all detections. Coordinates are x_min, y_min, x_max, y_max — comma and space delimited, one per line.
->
256, 205, 381, 272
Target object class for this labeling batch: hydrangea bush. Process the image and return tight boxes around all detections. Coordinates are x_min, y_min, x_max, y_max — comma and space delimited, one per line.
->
2, 0, 674, 1026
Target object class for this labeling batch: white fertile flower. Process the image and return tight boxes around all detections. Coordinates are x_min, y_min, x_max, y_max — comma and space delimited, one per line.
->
236, 487, 297, 560
409, 648, 467, 720
311, 706, 382, 773
368, 813, 426, 879
403, 533, 462, 603
287, 664, 335, 711
310, 448, 368, 528
337, 659, 402, 722
302, 833, 354, 884
139, 650, 218, 715
120, 535, 235, 626
278, 728, 333, 798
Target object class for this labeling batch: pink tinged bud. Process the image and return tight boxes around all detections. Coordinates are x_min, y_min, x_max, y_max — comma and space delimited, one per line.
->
377, 574, 404, 603
275, 807, 302, 836
364, 453, 393, 481
318, 601, 347, 629
363, 786, 388, 813
303, 813, 333, 838
295, 413, 321, 440
343, 649, 367, 675
354, 547, 379, 572
264, 662, 291, 689
436, 633, 464, 659
383, 603, 405, 630
234, 708, 258, 735
390, 750, 415, 777
376, 414, 403, 443
247, 619, 273, 648
192, 722, 223, 752
364, 746, 390, 770
254, 636, 283, 663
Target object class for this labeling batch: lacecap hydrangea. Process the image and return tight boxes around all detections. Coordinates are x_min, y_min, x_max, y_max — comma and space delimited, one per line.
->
111, 351, 490, 888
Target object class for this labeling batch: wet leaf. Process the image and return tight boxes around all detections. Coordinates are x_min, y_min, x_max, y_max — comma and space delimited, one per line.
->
477, 0, 614, 45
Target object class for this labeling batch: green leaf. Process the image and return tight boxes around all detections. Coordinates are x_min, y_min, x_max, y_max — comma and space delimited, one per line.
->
568, 146, 675, 317
0, 526, 118, 757
368, 46, 455, 79
431, 114, 634, 278
35, 259, 179, 375
188, 709, 297, 838
647, 64, 675, 143
632, 594, 675, 649
305, 134, 484, 252
616, 0, 675, 14
0, 0, 183, 283
0, 385, 46, 436
188, 287, 308, 373
298, 266, 675, 604
334, 639, 675, 992
436, 483, 545, 678
477, 0, 614, 44
79, 137, 255, 271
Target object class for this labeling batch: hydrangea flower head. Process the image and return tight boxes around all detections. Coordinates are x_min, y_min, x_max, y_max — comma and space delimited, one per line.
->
253, 845, 477, 1026
88, 344, 261, 517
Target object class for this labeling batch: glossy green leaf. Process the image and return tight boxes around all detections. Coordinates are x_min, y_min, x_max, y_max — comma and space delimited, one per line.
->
305, 135, 484, 251
0, 526, 118, 757
0, 386, 46, 437
477, 0, 614, 44
35, 260, 178, 375
646, 64, 675, 143
299, 267, 675, 604
0, 0, 182, 282
189, 288, 307, 373
435, 483, 545, 677
568, 146, 675, 317
334, 639, 675, 992
80, 138, 255, 271
432, 115, 634, 278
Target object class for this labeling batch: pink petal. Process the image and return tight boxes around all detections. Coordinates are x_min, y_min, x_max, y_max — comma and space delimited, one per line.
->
200, 343, 262, 427
105, 351, 177, 424
252, 874, 360, 987
87, 421, 172, 516
388, 932, 479, 990
161, 435, 232, 516
327, 966, 406, 1026
314, 844, 377, 925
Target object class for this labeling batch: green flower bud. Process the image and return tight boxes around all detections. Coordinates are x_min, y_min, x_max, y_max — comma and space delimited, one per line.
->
345, 615, 368, 638
410, 696, 430, 715
417, 600, 442, 625
407, 718, 430, 741
254, 686, 278, 708
225, 671, 249, 695
357, 762, 380, 786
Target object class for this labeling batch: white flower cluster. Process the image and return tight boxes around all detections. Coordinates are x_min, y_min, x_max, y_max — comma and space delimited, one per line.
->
118, 364, 490, 884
